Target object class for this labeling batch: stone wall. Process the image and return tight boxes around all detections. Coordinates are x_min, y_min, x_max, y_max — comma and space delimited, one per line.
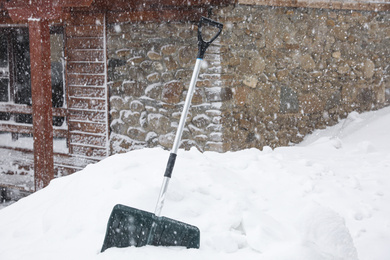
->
107, 5, 390, 153
217, 5, 390, 150
107, 22, 227, 153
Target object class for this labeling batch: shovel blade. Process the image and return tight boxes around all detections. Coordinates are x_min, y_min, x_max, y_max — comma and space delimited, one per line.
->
101, 204, 200, 252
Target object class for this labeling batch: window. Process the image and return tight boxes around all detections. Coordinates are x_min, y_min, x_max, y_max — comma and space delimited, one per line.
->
0, 27, 31, 123
0, 26, 67, 152
0, 26, 65, 126
50, 26, 65, 127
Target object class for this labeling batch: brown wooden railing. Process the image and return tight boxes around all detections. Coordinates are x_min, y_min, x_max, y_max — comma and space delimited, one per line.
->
0, 103, 68, 138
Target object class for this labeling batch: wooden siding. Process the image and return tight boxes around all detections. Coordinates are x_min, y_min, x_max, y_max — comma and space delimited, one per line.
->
65, 12, 109, 159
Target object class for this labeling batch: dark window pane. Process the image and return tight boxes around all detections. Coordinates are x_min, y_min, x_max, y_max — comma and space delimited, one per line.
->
53, 116, 65, 126
0, 78, 8, 102
13, 28, 31, 106
0, 33, 7, 68
51, 61, 64, 108
50, 29, 65, 127
15, 114, 32, 124
0, 112, 10, 121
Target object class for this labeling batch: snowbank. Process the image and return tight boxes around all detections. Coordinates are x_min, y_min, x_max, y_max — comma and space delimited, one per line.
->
1, 107, 390, 260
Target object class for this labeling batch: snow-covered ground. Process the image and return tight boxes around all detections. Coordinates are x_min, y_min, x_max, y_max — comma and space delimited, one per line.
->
1, 107, 390, 260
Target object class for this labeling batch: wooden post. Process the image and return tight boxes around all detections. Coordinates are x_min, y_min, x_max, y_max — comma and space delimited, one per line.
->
28, 19, 54, 191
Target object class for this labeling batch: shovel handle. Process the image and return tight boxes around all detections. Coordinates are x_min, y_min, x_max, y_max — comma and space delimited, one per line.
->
197, 17, 223, 59
155, 17, 223, 217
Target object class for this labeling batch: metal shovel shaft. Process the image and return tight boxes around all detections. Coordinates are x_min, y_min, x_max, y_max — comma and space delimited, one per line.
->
153, 16, 223, 219
171, 58, 203, 156
154, 58, 203, 217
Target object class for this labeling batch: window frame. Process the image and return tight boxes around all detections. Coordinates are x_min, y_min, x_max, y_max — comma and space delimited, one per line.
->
0, 24, 69, 149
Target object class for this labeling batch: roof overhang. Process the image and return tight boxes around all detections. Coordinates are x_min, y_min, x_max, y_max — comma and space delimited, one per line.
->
2, 0, 94, 22
1, 0, 235, 23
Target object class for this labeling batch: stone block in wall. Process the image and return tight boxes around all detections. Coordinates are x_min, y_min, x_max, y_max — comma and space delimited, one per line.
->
164, 56, 179, 71
205, 142, 226, 153
110, 109, 120, 121
145, 132, 158, 145
363, 59, 375, 79
145, 83, 162, 99
236, 58, 250, 74
130, 100, 145, 112
140, 60, 155, 74
332, 27, 349, 42
280, 86, 299, 113
233, 86, 250, 106
122, 81, 146, 98
239, 118, 252, 131
357, 88, 375, 111
325, 91, 342, 110
147, 51, 162, 61
204, 87, 233, 102
148, 114, 171, 134
276, 69, 289, 82
127, 127, 146, 141
194, 134, 208, 144
188, 124, 205, 136
175, 69, 193, 82
158, 132, 175, 149
300, 54, 316, 71
299, 93, 325, 114
128, 56, 145, 65
147, 73, 161, 83
192, 114, 211, 129
110, 96, 126, 111
161, 81, 184, 104
161, 45, 177, 56
110, 119, 127, 136
110, 134, 146, 154
122, 110, 140, 126
178, 46, 197, 68
192, 88, 205, 105
375, 84, 386, 104
243, 76, 258, 88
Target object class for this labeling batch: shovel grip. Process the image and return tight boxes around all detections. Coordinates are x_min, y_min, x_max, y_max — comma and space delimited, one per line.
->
197, 17, 223, 59
164, 153, 177, 178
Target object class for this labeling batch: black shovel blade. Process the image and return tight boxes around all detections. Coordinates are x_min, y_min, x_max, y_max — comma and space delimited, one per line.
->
101, 204, 200, 252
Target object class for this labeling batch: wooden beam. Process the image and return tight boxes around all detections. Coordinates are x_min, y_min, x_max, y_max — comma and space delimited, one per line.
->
28, 19, 54, 191
4, 0, 93, 22
0, 123, 68, 138
107, 8, 208, 23
80, 0, 235, 12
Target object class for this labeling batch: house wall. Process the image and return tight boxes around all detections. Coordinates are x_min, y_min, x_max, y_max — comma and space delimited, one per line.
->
0, 2, 389, 196
107, 22, 227, 152
107, 5, 389, 153
65, 12, 110, 158
0, 12, 110, 192
216, 5, 390, 150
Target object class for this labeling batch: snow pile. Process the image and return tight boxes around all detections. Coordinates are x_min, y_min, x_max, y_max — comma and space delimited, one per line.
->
1, 107, 390, 260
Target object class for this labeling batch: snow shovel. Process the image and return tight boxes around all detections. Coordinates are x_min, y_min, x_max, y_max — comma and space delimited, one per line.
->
101, 17, 223, 252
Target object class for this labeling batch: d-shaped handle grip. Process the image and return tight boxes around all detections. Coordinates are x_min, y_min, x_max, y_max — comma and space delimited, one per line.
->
197, 17, 223, 59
